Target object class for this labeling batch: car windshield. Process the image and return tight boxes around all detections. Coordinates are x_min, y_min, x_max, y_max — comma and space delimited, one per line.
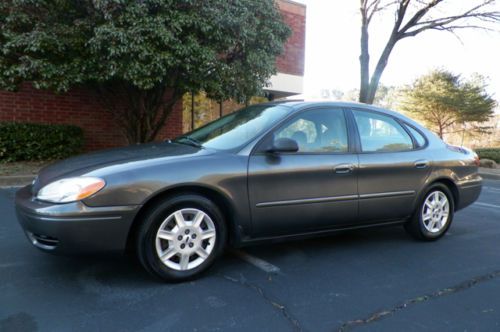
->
175, 104, 290, 151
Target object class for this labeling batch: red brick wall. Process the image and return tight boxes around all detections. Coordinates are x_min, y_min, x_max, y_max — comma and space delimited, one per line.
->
0, 84, 183, 151
276, 0, 306, 76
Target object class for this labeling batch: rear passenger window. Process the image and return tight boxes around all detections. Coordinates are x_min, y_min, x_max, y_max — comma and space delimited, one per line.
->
353, 110, 413, 152
405, 124, 426, 147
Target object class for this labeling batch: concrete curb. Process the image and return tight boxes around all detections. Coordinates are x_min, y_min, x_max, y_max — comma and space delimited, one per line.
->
479, 168, 500, 180
0, 175, 35, 188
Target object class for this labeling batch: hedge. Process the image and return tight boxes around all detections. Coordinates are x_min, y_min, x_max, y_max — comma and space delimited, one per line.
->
0, 122, 84, 162
476, 148, 500, 163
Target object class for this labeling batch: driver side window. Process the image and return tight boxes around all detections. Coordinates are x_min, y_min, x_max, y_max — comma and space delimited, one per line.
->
277, 118, 317, 146
275, 109, 348, 153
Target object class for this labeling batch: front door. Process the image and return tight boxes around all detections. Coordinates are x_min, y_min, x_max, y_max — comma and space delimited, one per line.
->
247, 107, 359, 237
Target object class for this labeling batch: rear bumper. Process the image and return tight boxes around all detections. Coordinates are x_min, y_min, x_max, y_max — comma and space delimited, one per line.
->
15, 185, 139, 254
456, 177, 483, 211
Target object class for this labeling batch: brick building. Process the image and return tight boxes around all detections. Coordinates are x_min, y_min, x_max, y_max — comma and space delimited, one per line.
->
0, 0, 305, 151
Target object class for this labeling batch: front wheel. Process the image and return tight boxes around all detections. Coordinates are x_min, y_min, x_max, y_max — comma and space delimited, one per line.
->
136, 194, 227, 282
405, 184, 454, 241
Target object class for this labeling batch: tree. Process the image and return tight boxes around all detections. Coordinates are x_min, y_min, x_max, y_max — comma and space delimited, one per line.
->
344, 84, 400, 109
0, 0, 290, 144
400, 69, 496, 139
358, 0, 500, 104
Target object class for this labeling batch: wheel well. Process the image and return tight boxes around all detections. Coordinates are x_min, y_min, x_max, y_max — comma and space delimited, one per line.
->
125, 185, 236, 253
429, 178, 459, 210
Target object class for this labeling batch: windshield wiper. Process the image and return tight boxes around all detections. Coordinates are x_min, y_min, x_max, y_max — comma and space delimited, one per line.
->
174, 136, 203, 148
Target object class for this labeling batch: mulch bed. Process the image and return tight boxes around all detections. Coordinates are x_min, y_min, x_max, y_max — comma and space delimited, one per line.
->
0, 161, 53, 177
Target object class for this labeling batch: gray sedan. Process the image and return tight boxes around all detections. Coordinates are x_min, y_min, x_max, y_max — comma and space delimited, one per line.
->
15, 101, 482, 281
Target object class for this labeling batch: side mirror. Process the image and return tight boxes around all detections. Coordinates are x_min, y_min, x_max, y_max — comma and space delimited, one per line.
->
267, 137, 299, 153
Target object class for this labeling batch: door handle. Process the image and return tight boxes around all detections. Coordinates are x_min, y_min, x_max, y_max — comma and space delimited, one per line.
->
334, 164, 354, 174
414, 160, 429, 169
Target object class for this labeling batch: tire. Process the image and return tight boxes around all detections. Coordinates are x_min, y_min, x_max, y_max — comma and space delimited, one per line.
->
136, 194, 227, 282
405, 183, 454, 241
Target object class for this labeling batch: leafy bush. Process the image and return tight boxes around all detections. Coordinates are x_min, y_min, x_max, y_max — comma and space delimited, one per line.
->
0, 122, 84, 162
476, 148, 500, 163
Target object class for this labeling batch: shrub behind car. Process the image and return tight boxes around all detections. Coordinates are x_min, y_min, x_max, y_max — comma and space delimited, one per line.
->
0, 122, 84, 162
476, 148, 500, 163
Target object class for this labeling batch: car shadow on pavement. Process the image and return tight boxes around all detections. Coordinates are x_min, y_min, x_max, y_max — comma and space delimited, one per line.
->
36, 225, 410, 283
11, 222, 455, 289
27, 250, 242, 287
242, 223, 413, 262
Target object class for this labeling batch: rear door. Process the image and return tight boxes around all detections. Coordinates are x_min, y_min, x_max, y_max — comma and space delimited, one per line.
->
247, 107, 359, 237
350, 109, 431, 222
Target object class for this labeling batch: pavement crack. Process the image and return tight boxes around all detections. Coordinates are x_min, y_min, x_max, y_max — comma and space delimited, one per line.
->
222, 274, 303, 332
337, 269, 500, 331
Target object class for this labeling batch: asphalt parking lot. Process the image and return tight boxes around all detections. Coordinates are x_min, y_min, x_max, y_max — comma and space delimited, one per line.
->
1, 179, 500, 332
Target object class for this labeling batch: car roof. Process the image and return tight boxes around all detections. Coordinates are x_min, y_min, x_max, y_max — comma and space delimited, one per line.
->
264, 100, 400, 117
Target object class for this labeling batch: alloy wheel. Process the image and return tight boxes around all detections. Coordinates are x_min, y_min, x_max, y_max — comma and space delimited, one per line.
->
155, 208, 216, 271
421, 191, 450, 233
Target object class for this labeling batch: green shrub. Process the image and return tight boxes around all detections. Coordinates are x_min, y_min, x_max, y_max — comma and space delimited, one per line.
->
476, 148, 500, 163
0, 122, 84, 162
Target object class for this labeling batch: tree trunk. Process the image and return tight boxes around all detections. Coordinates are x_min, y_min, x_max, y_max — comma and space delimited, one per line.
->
357, 0, 500, 105
96, 83, 182, 145
364, 38, 397, 104
359, 7, 370, 103
191, 91, 195, 131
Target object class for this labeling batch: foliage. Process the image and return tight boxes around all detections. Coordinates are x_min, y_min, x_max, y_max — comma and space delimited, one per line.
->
320, 89, 345, 100
0, 122, 84, 162
182, 92, 222, 132
400, 70, 496, 139
358, 0, 500, 104
344, 84, 401, 110
0, 0, 290, 143
476, 148, 500, 163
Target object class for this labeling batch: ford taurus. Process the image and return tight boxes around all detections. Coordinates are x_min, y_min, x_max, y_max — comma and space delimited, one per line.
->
15, 101, 482, 281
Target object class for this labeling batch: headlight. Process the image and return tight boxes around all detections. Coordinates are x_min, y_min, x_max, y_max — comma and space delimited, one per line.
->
37, 177, 106, 203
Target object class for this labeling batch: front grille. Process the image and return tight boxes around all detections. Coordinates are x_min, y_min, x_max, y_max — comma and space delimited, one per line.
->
27, 232, 59, 250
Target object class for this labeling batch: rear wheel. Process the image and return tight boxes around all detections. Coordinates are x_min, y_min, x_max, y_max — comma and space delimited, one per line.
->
136, 194, 226, 282
405, 183, 454, 241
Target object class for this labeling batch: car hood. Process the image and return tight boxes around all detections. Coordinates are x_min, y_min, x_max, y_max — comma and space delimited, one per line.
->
32, 142, 203, 192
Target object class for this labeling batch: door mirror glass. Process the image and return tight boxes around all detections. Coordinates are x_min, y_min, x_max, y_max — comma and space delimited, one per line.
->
267, 137, 299, 153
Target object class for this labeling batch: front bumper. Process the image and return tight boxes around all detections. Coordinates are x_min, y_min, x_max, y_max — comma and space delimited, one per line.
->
15, 185, 139, 254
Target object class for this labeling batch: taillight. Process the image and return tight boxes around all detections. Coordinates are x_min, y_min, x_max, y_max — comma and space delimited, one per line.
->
473, 152, 480, 166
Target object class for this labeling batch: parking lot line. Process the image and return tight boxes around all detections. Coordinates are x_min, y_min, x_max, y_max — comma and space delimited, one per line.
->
473, 202, 500, 209
231, 250, 281, 274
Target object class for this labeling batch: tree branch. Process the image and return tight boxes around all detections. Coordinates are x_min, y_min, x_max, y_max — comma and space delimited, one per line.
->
358, 0, 500, 104
399, 0, 444, 34
401, 1, 500, 38
147, 89, 183, 142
